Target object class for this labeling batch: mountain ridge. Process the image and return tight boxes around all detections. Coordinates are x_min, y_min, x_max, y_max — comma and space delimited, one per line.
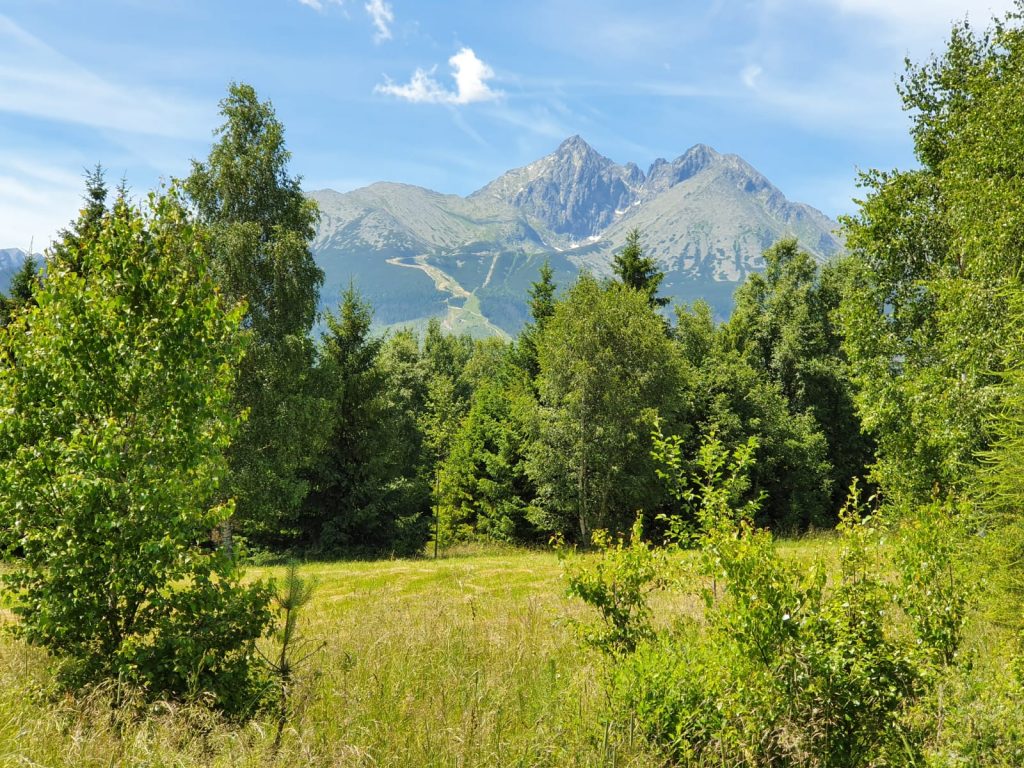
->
310, 136, 841, 336
0, 248, 32, 293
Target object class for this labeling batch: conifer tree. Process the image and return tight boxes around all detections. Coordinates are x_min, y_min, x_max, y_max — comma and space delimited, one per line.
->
612, 228, 669, 308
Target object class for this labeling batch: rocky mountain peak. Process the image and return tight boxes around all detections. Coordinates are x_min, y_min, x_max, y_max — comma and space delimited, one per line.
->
555, 134, 599, 158
643, 143, 723, 196
309, 136, 842, 336
471, 136, 645, 241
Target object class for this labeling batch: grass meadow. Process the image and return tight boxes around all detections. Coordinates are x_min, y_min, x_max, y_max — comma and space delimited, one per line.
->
1, 535, 1018, 767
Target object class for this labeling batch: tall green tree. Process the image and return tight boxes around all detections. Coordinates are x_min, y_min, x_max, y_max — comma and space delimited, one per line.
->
531, 276, 685, 539
512, 259, 558, 382
436, 362, 540, 545
375, 328, 435, 552
0, 190, 271, 712
186, 83, 328, 544
49, 164, 109, 273
838, 15, 1024, 505
611, 228, 669, 308
724, 239, 873, 514
302, 284, 426, 554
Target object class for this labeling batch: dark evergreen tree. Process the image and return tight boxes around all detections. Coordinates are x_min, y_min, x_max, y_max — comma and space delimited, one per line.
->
611, 228, 669, 308
511, 259, 558, 382
50, 164, 109, 273
0, 254, 39, 328
437, 371, 541, 544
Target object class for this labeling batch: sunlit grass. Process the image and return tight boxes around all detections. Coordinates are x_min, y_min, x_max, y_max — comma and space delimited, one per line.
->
1, 535, 1013, 766
0, 549, 653, 767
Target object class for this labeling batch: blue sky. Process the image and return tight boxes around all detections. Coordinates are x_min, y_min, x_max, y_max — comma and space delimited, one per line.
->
0, 0, 1016, 250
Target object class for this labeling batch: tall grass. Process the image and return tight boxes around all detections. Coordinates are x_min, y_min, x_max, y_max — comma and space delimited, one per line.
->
0, 550, 658, 767
3, 538, 1017, 766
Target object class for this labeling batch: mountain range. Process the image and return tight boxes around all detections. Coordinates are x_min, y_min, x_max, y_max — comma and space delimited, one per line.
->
3, 137, 841, 337
310, 136, 841, 337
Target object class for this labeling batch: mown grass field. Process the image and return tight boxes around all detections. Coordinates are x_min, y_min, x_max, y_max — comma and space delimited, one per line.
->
0, 536, 922, 767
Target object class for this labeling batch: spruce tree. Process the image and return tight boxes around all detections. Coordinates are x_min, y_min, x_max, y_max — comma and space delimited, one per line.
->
611, 228, 669, 308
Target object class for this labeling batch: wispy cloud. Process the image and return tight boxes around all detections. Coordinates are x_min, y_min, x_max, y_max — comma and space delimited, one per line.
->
297, 0, 343, 12
376, 48, 502, 105
297, 0, 393, 43
0, 16, 208, 139
0, 152, 89, 250
740, 64, 763, 90
365, 0, 393, 42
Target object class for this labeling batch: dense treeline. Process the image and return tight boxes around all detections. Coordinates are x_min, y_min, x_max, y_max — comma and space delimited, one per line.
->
559, 10, 1024, 765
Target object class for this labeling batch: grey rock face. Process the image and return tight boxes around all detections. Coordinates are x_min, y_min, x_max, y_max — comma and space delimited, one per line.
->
471, 135, 646, 240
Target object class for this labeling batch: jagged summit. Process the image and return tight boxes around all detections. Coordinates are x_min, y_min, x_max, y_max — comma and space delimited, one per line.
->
471, 136, 645, 240
554, 134, 601, 158
644, 144, 721, 196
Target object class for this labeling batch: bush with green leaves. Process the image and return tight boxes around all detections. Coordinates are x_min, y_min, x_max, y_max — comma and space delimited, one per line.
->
568, 431, 961, 766
560, 517, 667, 657
0, 190, 272, 715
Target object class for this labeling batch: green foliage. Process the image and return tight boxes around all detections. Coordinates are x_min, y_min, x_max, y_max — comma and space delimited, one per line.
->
838, 13, 1024, 506
436, 374, 540, 545
372, 329, 435, 553
261, 561, 322, 750
512, 259, 558, 381
0, 190, 271, 714
672, 302, 835, 531
893, 498, 971, 666
611, 228, 669, 308
567, 434, 965, 766
186, 82, 328, 545
530, 275, 685, 539
725, 239, 874, 514
0, 253, 39, 328
560, 517, 667, 656
302, 284, 427, 555
49, 164, 109, 274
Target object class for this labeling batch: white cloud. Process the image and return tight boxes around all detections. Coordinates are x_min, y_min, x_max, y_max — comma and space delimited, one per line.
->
0, 16, 208, 139
297, 0, 344, 11
741, 64, 763, 90
376, 47, 502, 105
365, 0, 394, 42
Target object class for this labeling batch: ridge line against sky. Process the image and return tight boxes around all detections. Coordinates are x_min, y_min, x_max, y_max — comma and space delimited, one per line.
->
0, 0, 1017, 251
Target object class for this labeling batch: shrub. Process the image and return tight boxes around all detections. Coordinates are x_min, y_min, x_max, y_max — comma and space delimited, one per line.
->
568, 433, 958, 766
0, 191, 272, 715
560, 517, 668, 657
